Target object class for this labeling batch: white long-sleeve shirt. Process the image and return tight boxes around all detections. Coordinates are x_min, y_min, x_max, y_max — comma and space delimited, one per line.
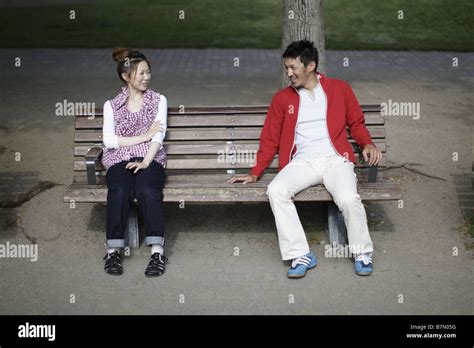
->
102, 95, 167, 150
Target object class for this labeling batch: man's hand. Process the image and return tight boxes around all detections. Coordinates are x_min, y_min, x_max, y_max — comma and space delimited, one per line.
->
362, 144, 382, 166
227, 174, 258, 185
126, 159, 150, 174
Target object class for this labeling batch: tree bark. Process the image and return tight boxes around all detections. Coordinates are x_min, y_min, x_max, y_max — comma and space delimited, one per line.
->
280, 0, 326, 88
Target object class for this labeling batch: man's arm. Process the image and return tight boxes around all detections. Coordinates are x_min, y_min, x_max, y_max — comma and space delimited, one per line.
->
228, 94, 284, 184
343, 82, 382, 166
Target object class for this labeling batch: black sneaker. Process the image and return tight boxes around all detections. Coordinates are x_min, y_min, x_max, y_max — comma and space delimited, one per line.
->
103, 251, 123, 276
145, 253, 168, 277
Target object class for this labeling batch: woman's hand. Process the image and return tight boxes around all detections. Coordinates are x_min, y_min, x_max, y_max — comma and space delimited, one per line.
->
126, 159, 150, 174
144, 121, 164, 141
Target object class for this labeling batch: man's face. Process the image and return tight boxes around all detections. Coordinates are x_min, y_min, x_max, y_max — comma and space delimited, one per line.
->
283, 57, 316, 88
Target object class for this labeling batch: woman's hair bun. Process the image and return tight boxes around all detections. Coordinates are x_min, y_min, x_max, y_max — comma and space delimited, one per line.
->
112, 47, 131, 63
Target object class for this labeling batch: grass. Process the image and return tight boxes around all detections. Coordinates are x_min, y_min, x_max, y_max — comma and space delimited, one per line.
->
325, 0, 474, 51
455, 215, 474, 250
0, 0, 472, 50
467, 216, 474, 238
0, 0, 281, 48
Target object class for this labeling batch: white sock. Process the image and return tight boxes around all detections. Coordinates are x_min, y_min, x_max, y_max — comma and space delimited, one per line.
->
151, 244, 164, 255
107, 248, 119, 254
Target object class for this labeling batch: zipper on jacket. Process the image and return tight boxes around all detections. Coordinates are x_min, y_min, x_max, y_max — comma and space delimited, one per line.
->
319, 78, 345, 160
289, 87, 301, 163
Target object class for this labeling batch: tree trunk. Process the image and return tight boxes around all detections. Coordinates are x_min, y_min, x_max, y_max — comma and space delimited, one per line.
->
280, 0, 326, 88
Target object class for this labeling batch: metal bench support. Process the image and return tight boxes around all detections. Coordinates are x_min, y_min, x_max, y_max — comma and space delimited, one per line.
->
124, 205, 139, 248
326, 202, 348, 246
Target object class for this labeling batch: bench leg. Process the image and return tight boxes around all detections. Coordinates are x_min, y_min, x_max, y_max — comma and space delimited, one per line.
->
124, 205, 139, 249
326, 202, 348, 246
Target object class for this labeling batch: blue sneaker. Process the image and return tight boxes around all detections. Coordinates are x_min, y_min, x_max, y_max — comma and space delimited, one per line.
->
354, 252, 373, 276
287, 252, 317, 278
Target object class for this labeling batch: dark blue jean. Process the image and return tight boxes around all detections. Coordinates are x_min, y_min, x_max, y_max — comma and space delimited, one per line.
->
105, 157, 166, 248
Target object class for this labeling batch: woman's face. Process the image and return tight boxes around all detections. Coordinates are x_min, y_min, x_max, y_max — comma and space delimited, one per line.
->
126, 61, 151, 92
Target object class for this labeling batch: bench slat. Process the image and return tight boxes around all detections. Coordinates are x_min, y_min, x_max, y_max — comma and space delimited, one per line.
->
74, 141, 387, 156
73, 171, 389, 185
74, 104, 382, 117
64, 180, 401, 203
73, 156, 387, 171
75, 113, 384, 129
75, 127, 386, 142
73, 158, 279, 171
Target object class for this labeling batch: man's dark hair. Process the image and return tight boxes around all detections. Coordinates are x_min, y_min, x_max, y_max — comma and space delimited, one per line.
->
282, 40, 319, 70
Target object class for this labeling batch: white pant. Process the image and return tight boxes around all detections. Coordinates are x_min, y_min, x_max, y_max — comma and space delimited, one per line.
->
267, 156, 373, 260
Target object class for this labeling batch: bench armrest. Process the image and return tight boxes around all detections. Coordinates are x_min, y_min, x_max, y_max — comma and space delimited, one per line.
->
85, 147, 103, 185
85, 147, 103, 161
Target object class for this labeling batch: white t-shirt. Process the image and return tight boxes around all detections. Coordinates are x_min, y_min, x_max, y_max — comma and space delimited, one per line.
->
294, 84, 337, 159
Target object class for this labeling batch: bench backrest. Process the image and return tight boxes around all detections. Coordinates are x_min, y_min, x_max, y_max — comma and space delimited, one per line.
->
73, 105, 386, 184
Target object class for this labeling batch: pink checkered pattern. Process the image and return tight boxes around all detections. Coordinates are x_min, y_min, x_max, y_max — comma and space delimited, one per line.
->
101, 86, 167, 171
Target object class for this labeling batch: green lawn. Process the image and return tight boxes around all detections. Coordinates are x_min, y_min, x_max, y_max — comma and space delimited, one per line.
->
0, 0, 472, 50
325, 0, 474, 51
468, 216, 474, 238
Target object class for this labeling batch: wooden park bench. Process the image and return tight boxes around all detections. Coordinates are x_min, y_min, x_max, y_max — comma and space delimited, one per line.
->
64, 104, 402, 248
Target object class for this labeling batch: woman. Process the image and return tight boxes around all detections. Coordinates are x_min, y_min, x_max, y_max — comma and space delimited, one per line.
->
101, 47, 168, 277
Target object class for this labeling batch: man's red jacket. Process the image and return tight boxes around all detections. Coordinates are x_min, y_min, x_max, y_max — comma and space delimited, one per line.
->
250, 72, 374, 178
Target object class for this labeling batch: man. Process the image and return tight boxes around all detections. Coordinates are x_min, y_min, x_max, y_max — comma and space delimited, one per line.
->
228, 40, 381, 278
